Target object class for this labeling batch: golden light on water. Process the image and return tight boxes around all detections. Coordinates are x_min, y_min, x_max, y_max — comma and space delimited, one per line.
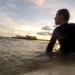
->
53, 40, 60, 52
57, 44, 60, 49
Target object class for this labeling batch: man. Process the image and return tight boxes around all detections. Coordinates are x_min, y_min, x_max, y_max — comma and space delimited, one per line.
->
46, 9, 75, 56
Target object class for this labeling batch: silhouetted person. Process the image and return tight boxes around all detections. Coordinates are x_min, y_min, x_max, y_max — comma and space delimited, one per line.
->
46, 9, 75, 56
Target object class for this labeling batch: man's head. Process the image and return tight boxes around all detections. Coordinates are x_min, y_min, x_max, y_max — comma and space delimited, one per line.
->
55, 9, 70, 25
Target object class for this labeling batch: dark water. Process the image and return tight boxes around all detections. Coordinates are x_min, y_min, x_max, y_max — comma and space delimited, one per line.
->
0, 38, 75, 75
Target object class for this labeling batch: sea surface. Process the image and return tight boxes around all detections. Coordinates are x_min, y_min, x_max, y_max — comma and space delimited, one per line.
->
0, 38, 75, 75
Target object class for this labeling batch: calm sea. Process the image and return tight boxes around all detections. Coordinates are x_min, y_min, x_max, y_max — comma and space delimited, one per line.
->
0, 38, 75, 75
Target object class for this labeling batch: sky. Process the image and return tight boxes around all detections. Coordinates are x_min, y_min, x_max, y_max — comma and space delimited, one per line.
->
0, 0, 75, 40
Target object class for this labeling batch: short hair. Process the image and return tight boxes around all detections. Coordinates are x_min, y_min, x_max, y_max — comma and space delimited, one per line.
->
57, 9, 70, 22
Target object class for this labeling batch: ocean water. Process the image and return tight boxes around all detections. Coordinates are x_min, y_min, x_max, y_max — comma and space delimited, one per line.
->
0, 38, 48, 58
0, 38, 75, 75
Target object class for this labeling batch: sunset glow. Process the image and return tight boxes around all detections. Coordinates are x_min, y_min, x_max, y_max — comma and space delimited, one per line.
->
0, 0, 75, 40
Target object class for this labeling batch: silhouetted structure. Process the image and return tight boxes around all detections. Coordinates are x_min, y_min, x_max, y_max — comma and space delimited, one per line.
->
12, 35, 37, 40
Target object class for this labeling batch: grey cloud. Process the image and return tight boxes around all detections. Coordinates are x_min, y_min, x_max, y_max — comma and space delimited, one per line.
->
37, 31, 52, 35
42, 26, 53, 31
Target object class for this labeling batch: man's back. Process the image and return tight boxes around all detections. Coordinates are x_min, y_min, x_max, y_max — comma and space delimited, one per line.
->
46, 23, 75, 55
57, 23, 75, 54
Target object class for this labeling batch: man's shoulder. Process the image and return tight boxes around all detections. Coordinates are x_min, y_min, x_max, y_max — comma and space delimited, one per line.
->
53, 26, 61, 33
68, 23, 75, 26
67, 23, 75, 29
54, 26, 61, 31
68, 23, 75, 25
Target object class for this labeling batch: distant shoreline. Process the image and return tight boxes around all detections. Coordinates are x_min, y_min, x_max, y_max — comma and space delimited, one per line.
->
0, 36, 49, 41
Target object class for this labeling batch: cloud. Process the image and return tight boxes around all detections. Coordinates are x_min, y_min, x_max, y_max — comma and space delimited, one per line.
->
0, 10, 42, 36
0, 12, 22, 32
22, 0, 46, 7
31, 0, 46, 7
37, 31, 52, 35
0, 0, 17, 17
42, 26, 52, 31
0, 11, 52, 37
0, 0, 75, 39
69, 10, 75, 23
6, 0, 16, 9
